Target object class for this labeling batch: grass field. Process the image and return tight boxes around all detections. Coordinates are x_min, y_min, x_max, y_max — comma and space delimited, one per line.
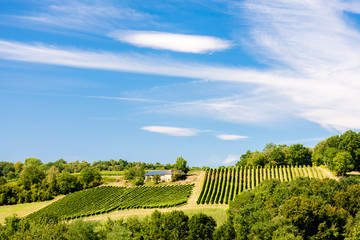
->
0, 195, 64, 224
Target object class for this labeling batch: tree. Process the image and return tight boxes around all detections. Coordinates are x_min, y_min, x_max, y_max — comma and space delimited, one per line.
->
236, 150, 252, 167
153, 174, 161, 184
213, 220, 236, 240
79, 167, 101, 189
20, 165, 45, 190
175, 156, 189, 174
0, 177, 6, 185
188, 213, 216, 240
14, 161, 23, 176
66, 219, 99, 240
0, 162, 15, 178
339, 130, 360, 170
332, 151, 354, 176
124, 164, 145, 185
287, 144, 312, 166
312, 140, 328, 166
46, 166, 59, 194
56, 172, 81, 194
267, 147, 286, 165
24, 158, 42, 167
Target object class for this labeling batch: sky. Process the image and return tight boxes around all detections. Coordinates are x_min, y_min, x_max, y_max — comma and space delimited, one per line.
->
1, 0, 360, 167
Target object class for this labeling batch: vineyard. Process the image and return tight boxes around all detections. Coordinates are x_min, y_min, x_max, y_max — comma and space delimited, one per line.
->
28, 184, 193, 220
197, 166, 324, 204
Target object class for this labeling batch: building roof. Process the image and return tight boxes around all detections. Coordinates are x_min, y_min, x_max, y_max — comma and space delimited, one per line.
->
145, 170, 185, 176
145, 170, 167, 176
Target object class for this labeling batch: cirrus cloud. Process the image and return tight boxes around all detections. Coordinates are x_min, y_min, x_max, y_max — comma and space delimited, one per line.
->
223, 154, 240, 164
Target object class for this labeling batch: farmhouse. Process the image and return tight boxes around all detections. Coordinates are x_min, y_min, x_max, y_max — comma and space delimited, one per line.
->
145, 170, 185, 182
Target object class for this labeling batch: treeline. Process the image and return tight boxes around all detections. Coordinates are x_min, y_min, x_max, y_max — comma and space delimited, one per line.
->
217, 177, 360, 239
0, 158, 177, 181
0, 158, 102, 205
237, 130, 360, 176
236, 143, 312, 167
1, 211, 217, 240
313, 130, 360, 175
0, 156, 191, 205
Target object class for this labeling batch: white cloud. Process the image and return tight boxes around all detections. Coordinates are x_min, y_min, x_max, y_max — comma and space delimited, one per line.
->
141, 126, 204, 136
216, 134, 248, 141
223, 154, 240, 164
109, 30, 232, 53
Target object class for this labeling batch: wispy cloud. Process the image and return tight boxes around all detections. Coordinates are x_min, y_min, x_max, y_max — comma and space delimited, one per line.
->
239, 0, 360, 131
141, 126, 207, 136
223, 154, 240, 164
216, 134, 248, 141
88, 95, 165, 103
0, 40, 279, 85
1, 0, 360, 131
279, 137, 329, 145
9, 0, 150, 32
109, 30, 232, 53
148, 92, 291, 124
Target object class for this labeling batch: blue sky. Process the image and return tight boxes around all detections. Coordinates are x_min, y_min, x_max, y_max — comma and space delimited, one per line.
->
1, 0, 360, 167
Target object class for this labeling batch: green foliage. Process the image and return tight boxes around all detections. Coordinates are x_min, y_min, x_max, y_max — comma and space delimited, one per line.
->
188, 213, 216, 240
124, 164, 145, 184
332, 151, 355, 176
80, 167, 102, 189
0, 176, 7, 185
56, 171, 81, 194
213, 220, 236, 240
313, 130, 360, 173
153, 174, 161, 184
0, 162, 15, 179
236, 143, 312, 167
288, 144, 312, 166
174, 156, 190, 174
24, 158, 42, 167
19, 164, 45, 190
66, 220, 99, 240
225, 177, 359, 240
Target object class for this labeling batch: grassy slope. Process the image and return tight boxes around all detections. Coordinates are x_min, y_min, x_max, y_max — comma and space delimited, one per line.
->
0, 195, 64, 224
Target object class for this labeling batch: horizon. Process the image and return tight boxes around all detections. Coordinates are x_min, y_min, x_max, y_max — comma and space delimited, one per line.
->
1, 0, 360, 167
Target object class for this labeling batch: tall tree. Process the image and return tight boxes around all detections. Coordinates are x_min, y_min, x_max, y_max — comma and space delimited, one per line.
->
287, 144, 312, 166
79, 167, 101, 189
24, 158, 42, 167
175, 156, 189, 174
332, 151, 354, 176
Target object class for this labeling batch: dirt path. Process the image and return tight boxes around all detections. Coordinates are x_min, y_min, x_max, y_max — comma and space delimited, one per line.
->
187, 170, 204, 206
316, 167, 338, 180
